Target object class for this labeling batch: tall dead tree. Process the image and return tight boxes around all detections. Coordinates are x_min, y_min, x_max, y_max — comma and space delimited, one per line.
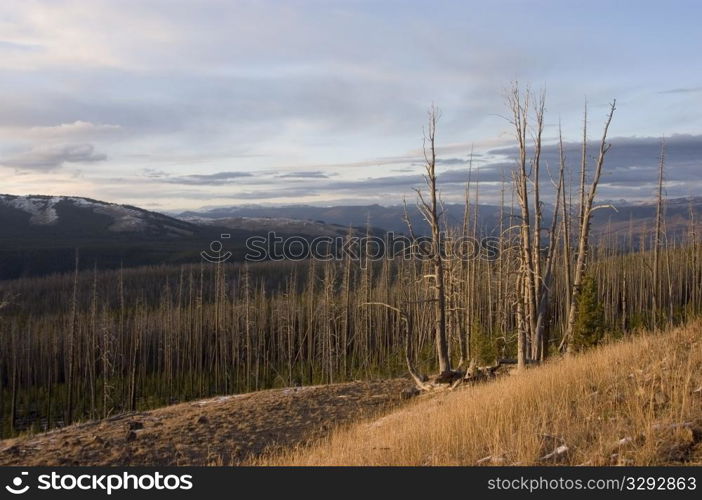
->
560, 126, 573, 325
413, 105, 451, 376
652, 139, 666, 329
508, 85, 565, 365
532, 130, 566, 361
507, 85, 537, 369
563, 100, 617, 352
66, 250, 79, 425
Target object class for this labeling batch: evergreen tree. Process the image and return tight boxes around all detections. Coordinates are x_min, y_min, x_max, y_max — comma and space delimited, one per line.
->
573, 274, 605, 350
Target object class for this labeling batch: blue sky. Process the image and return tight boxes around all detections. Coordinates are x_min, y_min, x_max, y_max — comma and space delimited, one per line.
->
1, 0, 701, 209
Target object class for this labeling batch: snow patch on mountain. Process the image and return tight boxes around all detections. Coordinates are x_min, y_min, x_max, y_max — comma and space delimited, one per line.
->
0, 195, 178, 233
91, 203, 147, 232
4, 196, 60, 225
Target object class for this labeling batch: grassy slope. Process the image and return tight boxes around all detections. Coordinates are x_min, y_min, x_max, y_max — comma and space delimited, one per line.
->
264, 322, 702, 465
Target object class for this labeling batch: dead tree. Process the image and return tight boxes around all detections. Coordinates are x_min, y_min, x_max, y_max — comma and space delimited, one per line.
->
66, 250, 79, 425
652, 139, 666, 329
507, 85, 537, 369
413, 105, 452, 376
532, 132, 566, 361
562, 100, 617, 352
507, 85, 565, 365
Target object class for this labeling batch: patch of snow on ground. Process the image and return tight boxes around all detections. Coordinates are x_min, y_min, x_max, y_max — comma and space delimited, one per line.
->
93, 204, 148, 232
65, 198, 149, 232
0, 195, 182, 234
6, 196, 58, 225
67, 197, 100, 208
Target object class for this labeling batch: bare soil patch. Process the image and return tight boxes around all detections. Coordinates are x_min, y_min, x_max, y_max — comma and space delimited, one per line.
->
0, 378, 412, 466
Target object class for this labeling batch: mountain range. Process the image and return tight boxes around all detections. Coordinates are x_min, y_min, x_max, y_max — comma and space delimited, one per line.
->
0, 194, 366, 278
1, 193, 700, 279
179, 197, 702, 242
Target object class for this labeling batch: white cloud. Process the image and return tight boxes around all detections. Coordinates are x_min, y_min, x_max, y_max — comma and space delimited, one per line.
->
0, 121, 122, 141
2, 143, 107, 171
29, 120, 120, 136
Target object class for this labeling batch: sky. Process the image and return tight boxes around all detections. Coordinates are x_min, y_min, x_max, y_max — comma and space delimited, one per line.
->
1, 0, 701, 210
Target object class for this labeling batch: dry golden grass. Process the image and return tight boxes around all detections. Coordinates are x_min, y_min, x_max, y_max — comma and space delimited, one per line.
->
263, 322, 702, 466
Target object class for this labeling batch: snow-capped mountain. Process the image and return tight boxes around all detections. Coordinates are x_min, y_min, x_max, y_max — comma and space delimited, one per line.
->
0, 194, 201, 238
0, 194, 368, 279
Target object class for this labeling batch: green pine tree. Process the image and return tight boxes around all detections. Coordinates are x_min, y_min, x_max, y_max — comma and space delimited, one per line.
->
573, 274, 605, 350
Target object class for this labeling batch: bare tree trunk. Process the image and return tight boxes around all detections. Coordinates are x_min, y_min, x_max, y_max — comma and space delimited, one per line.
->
533, 137, 565, 361
530, 93, 545, 360
652, 139, 665, 329
66, 250, 79, 425
561, 132, 573, 328
414, 105, 451, 375
507, 85, 538, 363
563, 101, 616, 352
516, 273, 527, 370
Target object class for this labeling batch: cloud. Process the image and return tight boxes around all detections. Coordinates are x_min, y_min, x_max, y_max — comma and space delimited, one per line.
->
439, 164, 511, 184
488, 134, 702, 187
453, 134, 702, 201
34, 132, 700, 207
436, 157, 471, 166
25, 120, 122, 139
275, 171, 332, 179
163, 171, 253, 185
410, 156, 484, 168
230, 134, 702, 204
221, 187, 316, 200
2, 143, 106, 171
658, 87, 702, 95
0, 40, 42, 52
142, 168, 168, 178
323, 174, 422, 190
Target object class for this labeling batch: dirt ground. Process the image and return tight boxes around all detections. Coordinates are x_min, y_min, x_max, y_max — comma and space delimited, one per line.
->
0, 378, 412, 466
